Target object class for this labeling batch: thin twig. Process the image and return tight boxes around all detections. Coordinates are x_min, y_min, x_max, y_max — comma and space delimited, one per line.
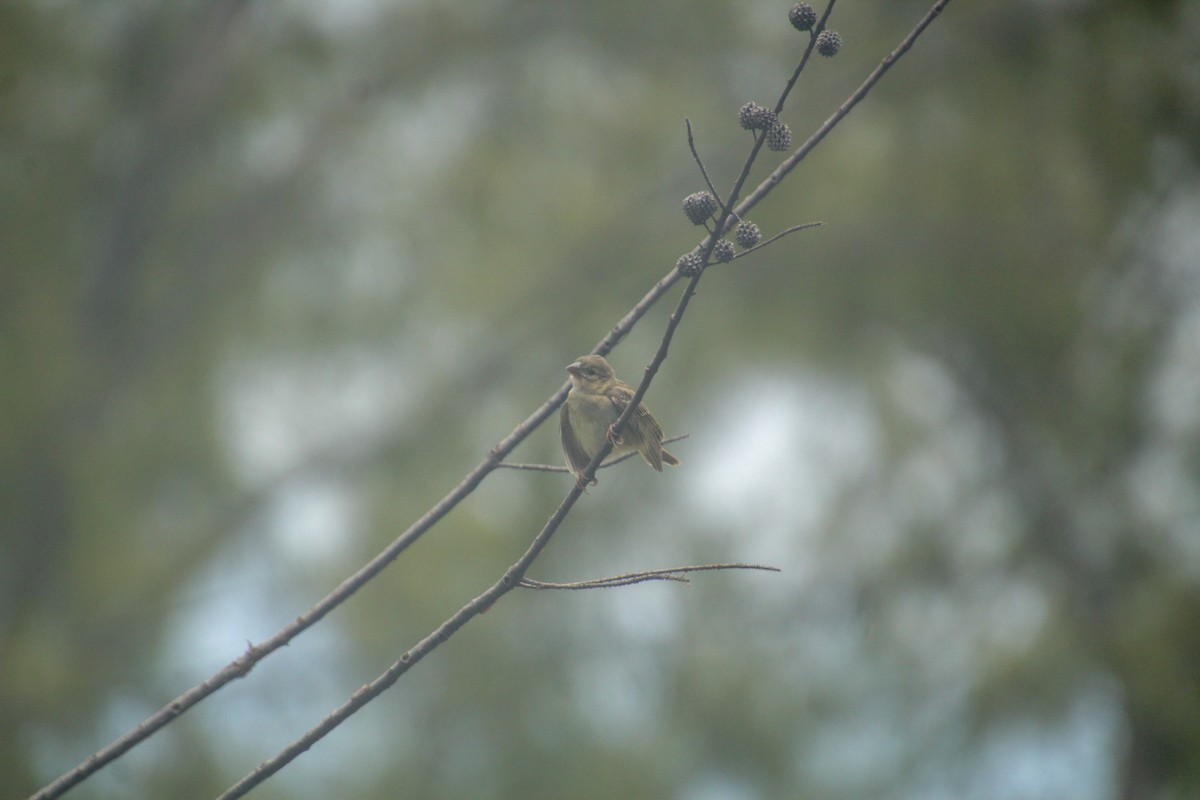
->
495, 462, 572, 473
521, 574, 691, 588
774, 0, 839, 116
519, 563, 781, 590
685, 118, 727, 214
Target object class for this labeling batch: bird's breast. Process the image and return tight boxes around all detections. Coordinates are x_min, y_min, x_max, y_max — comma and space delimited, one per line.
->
567, 391, 620, 455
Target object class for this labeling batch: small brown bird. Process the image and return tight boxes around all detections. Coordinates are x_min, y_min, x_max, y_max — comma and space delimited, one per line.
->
560, 354, 680, 488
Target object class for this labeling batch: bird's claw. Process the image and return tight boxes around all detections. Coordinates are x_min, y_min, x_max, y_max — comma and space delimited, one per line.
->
606, 424, 623, 446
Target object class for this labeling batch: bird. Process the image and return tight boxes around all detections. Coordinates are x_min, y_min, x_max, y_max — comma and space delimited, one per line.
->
560, 354, 680, 488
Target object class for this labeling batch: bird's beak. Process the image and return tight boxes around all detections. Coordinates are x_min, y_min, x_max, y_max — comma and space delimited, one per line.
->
565, 360, 583, 376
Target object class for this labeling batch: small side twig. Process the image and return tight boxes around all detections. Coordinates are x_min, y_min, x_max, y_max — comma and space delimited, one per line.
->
685, 118, 727, 214
519, 562, 781, 591
498, 434, 690, 473
730, 221, 825, 261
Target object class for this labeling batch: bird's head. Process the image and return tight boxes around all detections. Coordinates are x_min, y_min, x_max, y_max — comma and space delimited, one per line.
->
565, 354, 616, 393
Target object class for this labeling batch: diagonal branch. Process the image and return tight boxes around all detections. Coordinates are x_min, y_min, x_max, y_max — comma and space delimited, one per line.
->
736, 0, 953, 220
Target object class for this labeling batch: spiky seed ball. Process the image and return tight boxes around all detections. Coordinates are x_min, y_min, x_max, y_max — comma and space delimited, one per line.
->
676, 252, 703, 276
712, 239, 735, 264
735, 220, 761, 250
765, 122, 792, 152
682, 191, 718, 225
738, 102, 777, 132
737, 102, 759, 130
788, 3, 817, 32
816, 30, 842, 57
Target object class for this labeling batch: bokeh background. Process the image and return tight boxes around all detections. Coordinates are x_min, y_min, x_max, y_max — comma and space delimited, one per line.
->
4, 1, 1199, 798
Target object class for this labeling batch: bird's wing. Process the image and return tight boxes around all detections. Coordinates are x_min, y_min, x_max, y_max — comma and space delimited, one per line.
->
560, 402, 592, 474
607, 382, 665, 441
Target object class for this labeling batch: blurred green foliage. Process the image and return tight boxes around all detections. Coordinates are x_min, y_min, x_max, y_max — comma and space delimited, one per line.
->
3, 1, 1199, 798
